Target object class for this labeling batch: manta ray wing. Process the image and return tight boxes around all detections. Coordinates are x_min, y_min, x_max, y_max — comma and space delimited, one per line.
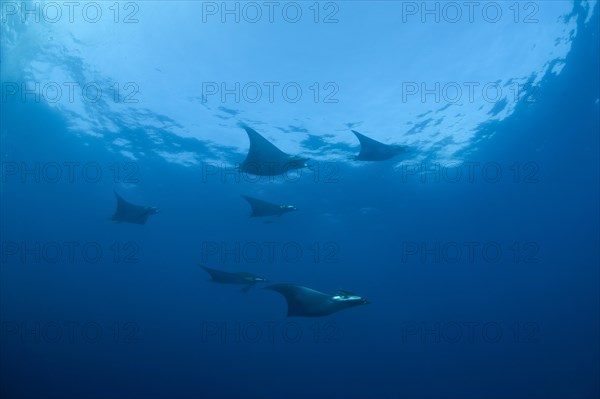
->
265, 284, 335, 317
112, 191, 152, 225
242, 195, 284, 217
243, 127, 290, 163
199, 265, 266, 287
200, 265, 244, 284
240, 127, 308, 175
352, 130, 406, 161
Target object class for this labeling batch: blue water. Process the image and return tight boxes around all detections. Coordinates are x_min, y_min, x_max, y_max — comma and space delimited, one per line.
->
1, 3, 599, 399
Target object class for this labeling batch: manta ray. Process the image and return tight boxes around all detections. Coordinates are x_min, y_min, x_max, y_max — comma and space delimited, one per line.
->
200, 265, 268, 292
265, 284, 370, 317
239, 126, 309, 176
241, 195, 297, 217
110, 190, 159, 225
351, 130, 408, 161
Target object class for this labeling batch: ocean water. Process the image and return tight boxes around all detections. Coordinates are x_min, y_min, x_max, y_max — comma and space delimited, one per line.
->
1, 1, 599, 399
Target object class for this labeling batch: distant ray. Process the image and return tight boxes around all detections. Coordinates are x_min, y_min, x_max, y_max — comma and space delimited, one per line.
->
239, 126, 309, 176
200, 265, 268, 292
351, 130, 408, 161
242, 195, 297, 217
110, 191, 159, 225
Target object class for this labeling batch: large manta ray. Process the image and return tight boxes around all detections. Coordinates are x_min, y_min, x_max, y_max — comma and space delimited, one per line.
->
200, 265, 268, 292
241, 195, 297, 217
110, 191, 159, 225
351, 130, 408, 161
239, 126, 309, 176
265, 284, 369, 317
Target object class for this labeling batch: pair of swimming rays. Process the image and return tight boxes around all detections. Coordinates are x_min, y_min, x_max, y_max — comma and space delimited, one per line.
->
111, 190, 290, 224
109, 127, 399, 316
201, 265, 370, 317
240, 126, 409, 176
